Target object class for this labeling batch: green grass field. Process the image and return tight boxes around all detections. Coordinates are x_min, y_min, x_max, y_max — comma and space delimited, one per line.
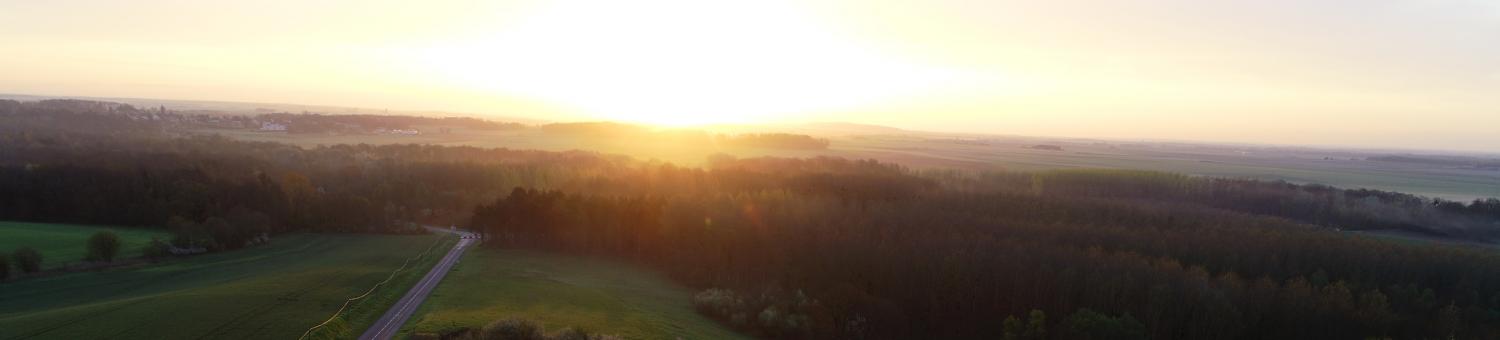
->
401, 248, 746, 340
0, 233, 450, 340
0, 221, 171, 269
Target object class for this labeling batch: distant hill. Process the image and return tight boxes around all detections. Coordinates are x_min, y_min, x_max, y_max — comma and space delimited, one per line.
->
703, 122, 906, 137
799, 122, 906, 135
0, 93, 546, 124
539, 121, 651, 137
1369, 155, 1500, 170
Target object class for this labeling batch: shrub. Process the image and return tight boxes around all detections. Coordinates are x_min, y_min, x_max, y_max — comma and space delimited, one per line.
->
0, 255, 9, 279
87, 231, 122, 262
693, 288, 744, 317
693, 287, 825, 337
12, 247, 42, 273
480, 318, 545, 340
446, 319, 619, 340
548, 328, 622, 340
142, 238, 171, 260
550, 328, 591, 340
1004, 310, 1048, 340
1060, 308, 1146, 340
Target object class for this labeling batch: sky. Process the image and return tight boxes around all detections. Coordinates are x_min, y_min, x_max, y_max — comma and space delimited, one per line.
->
1, 0, 1497, 151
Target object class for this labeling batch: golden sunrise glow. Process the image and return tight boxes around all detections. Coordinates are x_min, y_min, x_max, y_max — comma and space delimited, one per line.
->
1, 0, 1498, 149
404, 0, 979, 126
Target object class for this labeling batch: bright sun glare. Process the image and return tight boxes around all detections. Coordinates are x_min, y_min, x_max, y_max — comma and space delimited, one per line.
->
408, 0, 969, 126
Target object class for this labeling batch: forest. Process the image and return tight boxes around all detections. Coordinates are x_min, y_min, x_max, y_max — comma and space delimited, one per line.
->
4, 100, 1500, 339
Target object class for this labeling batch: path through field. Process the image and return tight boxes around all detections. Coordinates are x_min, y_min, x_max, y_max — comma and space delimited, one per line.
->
358, 228, 474, 340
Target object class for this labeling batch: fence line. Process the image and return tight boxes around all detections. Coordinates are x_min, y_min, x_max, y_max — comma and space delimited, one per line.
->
298, 236, 449, 340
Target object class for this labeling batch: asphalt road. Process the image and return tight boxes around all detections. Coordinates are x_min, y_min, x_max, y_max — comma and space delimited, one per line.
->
358, 229, 474, 340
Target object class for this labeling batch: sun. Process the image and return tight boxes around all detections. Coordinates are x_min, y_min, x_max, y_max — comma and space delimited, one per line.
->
404, 0, 967, 126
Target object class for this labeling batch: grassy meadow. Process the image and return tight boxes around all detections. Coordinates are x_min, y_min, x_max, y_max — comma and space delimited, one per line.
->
401, 248, 746, 340
0, 233, 450, 340
0, 221, 170, 269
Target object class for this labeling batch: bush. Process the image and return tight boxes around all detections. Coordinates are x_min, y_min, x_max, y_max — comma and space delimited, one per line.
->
693, 288, 744, 317
692, 287, 825, 337
1004, 310, 1048, 340
87, 231, 122, 262
0, 255, 9, 279
480, 318, 545, 340
1059, 308, 1146, 340
142, 238, 171, 260
549, 328, 590, 340
546, 327, 622, 340
12, 247, 42, 273
443, 319, 620, 340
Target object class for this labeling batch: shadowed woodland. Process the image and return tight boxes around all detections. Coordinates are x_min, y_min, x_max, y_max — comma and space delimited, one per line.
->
4, 100, 1500, 339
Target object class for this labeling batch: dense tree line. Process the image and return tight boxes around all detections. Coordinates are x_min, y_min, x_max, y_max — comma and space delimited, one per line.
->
540, 122, 831, 150
468, 181, 1500, 339
0, 103, 633, 249
7, 100, 1500, 338
951, 169, 1500, 239
1369, 155, 1500, 171
257, 112, 526, 133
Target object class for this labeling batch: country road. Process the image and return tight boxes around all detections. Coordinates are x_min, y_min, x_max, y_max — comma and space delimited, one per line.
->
358, 228, 475, 340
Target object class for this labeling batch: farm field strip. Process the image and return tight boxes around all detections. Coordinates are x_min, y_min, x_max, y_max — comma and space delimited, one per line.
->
0, 221, 169, 269
400, 249, 747, 340
0, 233, 443, 340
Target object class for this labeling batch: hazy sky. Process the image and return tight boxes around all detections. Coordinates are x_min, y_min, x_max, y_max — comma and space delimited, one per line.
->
1, 0, 1497, 151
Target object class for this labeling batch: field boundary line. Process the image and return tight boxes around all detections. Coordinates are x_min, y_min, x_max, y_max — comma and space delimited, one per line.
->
297, 235, 449, 340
